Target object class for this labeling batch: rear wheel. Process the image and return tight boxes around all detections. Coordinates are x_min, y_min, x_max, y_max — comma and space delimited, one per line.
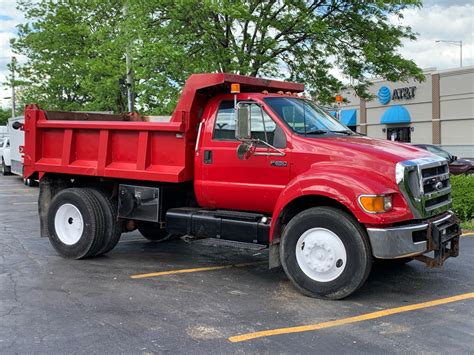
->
47, 188, 105, 259
138, 221, 175, 242
280, 207, 372, 300
86, 188, 122, 255
2, 158, 11, 176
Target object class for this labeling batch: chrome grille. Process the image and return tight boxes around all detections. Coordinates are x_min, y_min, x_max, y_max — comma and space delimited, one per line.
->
420, 164, 451, 213
396, 156, 452, 219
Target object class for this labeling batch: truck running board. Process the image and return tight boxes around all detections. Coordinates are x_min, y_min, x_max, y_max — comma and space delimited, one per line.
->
166, 208, 271, 245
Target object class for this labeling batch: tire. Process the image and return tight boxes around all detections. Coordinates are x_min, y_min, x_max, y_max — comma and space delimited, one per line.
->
24, 178, 38, 187
47, 188, 106, 259
138, 221, 174, 242
86, 188, 122, 255
280, 207, 372, 300
2, 158, 11, 176
466, 169, 474, 176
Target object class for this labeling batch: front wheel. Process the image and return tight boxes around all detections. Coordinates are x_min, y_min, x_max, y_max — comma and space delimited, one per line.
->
280, 207, 372, 300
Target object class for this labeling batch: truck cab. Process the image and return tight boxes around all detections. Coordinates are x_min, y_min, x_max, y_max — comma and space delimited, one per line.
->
21, 73, 461, 299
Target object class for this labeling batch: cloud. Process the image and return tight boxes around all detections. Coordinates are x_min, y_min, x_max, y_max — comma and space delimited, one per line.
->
392, 4, 474, 70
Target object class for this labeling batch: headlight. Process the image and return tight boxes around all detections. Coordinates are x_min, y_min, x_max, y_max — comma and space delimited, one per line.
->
395, 162, 405, 184
358, 194, 393, 214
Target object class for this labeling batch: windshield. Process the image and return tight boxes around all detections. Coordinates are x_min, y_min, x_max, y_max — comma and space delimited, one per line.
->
264, 97, 351, 135
424, 145, 452, 160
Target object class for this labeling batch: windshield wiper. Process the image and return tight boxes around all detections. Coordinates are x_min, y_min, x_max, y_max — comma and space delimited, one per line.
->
305, 129, 328, 135
330, 130, 354, 135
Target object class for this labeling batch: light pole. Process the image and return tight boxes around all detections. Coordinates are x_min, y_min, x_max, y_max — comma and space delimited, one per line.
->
435, 40, 463, 68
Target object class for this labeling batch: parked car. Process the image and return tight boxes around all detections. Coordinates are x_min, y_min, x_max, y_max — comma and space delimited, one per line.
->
0, 136, 11, 175
414, 144, 474, 175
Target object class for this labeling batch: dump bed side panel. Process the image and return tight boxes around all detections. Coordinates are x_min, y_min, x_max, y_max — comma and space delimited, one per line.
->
23, 106, 189, 183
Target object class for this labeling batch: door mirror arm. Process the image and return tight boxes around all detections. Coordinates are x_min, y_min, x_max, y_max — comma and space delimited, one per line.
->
252, 139, 286, 156
237, 139, 285, 160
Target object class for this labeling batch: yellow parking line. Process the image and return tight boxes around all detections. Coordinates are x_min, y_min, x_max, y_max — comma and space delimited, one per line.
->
130, 261, 266, 279
228, 292, 474, 343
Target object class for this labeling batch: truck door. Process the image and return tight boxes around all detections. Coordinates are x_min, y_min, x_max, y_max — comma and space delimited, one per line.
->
196, 100, 290, 213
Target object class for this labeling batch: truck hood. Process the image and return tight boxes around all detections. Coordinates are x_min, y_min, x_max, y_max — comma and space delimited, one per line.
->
320, 135, 432, 163
294, 134, 437, 179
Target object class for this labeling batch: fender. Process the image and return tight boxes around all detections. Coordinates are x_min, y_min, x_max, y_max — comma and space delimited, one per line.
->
269, 163, 413, 244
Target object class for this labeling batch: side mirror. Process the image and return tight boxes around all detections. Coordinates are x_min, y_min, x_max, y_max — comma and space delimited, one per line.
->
451, 155, 458, 162
12, 121, 23, 130
235, 104, 251, 140
237, 142, 255, 160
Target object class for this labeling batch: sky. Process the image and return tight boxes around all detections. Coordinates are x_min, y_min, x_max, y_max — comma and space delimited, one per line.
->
0, 0, 473, 108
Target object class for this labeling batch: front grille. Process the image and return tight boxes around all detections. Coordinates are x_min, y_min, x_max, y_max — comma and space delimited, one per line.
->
397, 156, 452, 219
419, 163, 451, 213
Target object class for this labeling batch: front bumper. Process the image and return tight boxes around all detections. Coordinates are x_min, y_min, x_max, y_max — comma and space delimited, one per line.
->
367, 211, 461, 267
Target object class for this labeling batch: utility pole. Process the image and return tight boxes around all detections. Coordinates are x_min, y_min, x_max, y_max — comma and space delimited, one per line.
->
122, 2, 134, 112
11, 56, 16, 118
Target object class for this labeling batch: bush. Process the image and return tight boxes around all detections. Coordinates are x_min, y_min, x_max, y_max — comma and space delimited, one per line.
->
450, 175, 474, 222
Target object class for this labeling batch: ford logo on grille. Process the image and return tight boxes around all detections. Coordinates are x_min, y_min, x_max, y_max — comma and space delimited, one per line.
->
435, 181, 444, 190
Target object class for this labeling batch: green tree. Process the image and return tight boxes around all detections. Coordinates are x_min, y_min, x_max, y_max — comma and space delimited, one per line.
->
12, 0, 424, 114
11, 0, 128, 113
127, 0, 424, 106
0, 108, 11, 126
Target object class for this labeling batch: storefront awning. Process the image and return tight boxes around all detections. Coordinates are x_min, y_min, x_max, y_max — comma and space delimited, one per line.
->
380, 105, 411, 124
340, 109, 357, 126
328, 110, 356, 126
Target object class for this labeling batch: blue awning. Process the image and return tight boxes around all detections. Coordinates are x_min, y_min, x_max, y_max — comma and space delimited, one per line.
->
340, 109, 357, 126
328, 110, 337, 118
380, 105, 411, 124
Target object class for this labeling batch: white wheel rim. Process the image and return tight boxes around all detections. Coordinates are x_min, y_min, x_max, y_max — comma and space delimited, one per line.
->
54, 203, 84, 245
295, 228, 347, 282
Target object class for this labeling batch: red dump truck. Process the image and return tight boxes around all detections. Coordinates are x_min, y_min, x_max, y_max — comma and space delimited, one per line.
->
20, 73, 461, 299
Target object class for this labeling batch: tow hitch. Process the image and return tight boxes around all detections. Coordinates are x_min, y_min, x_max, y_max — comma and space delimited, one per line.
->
412, 214, 461, 268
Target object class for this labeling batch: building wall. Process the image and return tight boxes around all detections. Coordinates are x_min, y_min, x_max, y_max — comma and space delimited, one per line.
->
438, 68, 474, 156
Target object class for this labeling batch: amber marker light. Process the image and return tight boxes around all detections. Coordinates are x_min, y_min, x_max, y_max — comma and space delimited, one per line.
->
358, 195, 393, 214
230, 83, 240, 94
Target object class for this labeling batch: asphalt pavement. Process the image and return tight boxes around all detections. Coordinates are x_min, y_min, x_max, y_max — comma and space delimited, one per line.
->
0, 174, 473, 354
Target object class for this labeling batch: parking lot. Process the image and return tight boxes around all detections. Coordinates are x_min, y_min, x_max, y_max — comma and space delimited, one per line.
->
1, 174, 473, 354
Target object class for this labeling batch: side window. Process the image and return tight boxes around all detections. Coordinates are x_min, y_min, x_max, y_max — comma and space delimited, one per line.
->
250, 104, 276, 145
213, 101, 236, 140
213, 101, 277, 145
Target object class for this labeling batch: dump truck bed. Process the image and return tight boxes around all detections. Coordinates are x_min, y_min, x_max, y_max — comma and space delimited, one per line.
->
23, 73, 304, 183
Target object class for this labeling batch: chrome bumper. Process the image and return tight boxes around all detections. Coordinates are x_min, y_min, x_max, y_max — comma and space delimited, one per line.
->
367, 212, 461, 264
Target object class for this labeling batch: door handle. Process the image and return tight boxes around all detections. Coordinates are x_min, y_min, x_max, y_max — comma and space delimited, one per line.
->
204, 150, 213, 164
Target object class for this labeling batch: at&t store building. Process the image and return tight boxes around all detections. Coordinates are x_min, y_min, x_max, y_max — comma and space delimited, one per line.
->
336, 66, 474, 157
